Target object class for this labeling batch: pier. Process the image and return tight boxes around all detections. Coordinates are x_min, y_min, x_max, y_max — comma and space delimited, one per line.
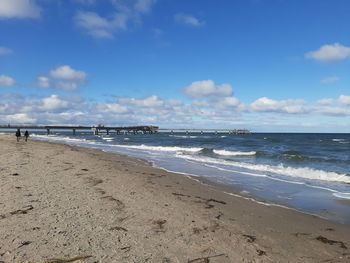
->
159, 128, 251, 135
0, 125, 251, 135
0, 125, 159, 135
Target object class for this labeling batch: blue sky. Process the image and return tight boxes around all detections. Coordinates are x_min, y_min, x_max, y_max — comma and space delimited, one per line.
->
0, 0, 350, 132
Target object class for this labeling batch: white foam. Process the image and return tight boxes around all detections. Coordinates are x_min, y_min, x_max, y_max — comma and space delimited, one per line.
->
169, 135, 198, 139
32, 134, 87, 143
204, 163, 267, 178
113, 144, 203, 153
102, 137, 114, 141
214, 149, 256, 156
332, 139, 349, 144
175, 154, 350, 184
333, 193, 350, 200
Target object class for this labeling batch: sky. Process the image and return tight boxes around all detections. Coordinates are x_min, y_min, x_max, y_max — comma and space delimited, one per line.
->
0, 0, 350, 132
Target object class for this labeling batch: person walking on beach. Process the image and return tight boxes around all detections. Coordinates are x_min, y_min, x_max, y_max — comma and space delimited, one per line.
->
15, 128, 21, 142
24, 130, 29, 142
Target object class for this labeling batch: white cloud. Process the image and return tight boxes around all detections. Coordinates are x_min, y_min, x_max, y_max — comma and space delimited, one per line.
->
0, 75, 16, 87
251, 97, 308, 114
96, 103, 129, 114
174, 13, 204, 27
222, 97, 241, 107
305, 43, 350, 63
0, 46, 13, 56
184, 80, 233, 99
339, 95, 350, 106
316, 107, 349, 116
0, 0, 41, 19
2, 113, 37, 124
119, 95, 164, 108
134, 0, 157, 13
37, 76, 50, 88
320, 76, 339, 85
75, 0, 157, 39
317, 98, 334, 106
39, 95, 69, 111
50, 65, 86, 81
74, 11, 128, 39
37, 65, 87, 91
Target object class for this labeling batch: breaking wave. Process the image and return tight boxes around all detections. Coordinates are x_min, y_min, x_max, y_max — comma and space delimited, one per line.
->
213, 149, 256, 156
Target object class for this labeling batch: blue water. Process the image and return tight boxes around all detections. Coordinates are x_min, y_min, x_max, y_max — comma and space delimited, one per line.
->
26, 131, 350, 223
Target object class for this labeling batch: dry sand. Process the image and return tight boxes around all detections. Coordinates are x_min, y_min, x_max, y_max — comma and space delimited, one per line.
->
0, 134, 349, 263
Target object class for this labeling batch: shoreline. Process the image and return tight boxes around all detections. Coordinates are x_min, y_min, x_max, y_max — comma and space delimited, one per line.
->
1, 135, 350, 262
38, 135, 350, 224
28, 132, 350, 224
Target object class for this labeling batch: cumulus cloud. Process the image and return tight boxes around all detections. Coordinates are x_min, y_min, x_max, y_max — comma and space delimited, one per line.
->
75, 0, 157, 39
0, 0, 41, 19
339, 95, 350, 106
305, 43, 350, 63
251, 97, 308, 114
119, 95, 164, 107
2, 113, 37, 124
174, 13, 204, 27
317, 98, 334, 106
222, 97, 241, 107
316, 107, 350, 116
320, 76, 339, 85
50, 65, 87, 81
0, 46, 13, 56
37, 76, 50, 88
38, 95, 70, 112
184, 80, 233, 98
74, 11, 128, 39
1, 91, 350, 129
134, 0, 157, 13
0, 75, 16, 87
37, 65, 87, 91
96, 103, 129, 114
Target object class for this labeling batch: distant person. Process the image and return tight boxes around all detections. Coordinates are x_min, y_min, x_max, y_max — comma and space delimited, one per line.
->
24, 130, 29, 142
15, 128, 21, 142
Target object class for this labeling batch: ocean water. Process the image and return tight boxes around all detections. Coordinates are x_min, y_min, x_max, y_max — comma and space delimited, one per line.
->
28, 131, 350, 223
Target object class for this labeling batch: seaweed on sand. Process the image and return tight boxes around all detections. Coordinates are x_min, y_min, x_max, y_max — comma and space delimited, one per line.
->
188, 253, 225, 263
242, 234, 256, 243
110, 226, 128, 232
315, 235, 347, 249
10, 205, 33, 215
44, 255, 92, 263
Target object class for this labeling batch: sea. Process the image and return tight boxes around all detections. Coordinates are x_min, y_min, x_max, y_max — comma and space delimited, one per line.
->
24, 131, 350, 223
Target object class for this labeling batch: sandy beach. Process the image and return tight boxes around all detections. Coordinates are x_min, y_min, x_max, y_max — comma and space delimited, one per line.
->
0, 134, 349, 263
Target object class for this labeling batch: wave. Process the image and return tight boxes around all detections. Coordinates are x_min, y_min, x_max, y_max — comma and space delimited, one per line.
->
175, 154, 350, 184
332, 139, 345, 142
32, 134, 87, 143
169, 135, 198, 138
113, 144, 203, 153
332, 139, 348, 144
333, 193, 350, 200
101, 137, 114, 141
213, 149, 256, 156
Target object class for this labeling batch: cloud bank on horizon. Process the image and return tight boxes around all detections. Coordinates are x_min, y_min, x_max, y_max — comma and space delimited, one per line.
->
0, 0, 349, 132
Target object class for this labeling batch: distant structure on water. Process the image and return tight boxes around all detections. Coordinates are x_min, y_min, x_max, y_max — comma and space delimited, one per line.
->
0, 124, 250, 135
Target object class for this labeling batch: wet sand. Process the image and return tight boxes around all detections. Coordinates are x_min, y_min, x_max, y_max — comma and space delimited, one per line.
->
0, 134, 349, 262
